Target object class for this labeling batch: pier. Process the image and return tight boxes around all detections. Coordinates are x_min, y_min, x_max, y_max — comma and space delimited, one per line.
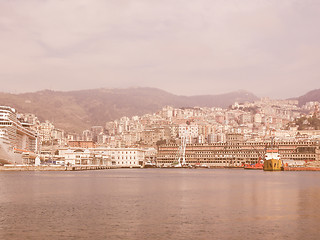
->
0, 165, 117, 171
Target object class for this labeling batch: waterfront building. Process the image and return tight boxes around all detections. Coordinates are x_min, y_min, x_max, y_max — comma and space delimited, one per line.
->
61, 148, 111, 166
157, 139, 320, 167
58, 147, 146, 167
108, 148, 145, 167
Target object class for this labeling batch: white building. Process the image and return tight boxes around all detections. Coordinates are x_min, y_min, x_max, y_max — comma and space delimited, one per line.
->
109, 148, 145, 168
38, 120, 55, 143
178, 124, 199, 143
59, 148, 111, 166
58, 147, 145, 168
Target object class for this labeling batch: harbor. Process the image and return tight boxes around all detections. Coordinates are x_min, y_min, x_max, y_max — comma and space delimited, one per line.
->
1, 104, 320, 171
1, 168, 320, 240
2, 161, 320, 171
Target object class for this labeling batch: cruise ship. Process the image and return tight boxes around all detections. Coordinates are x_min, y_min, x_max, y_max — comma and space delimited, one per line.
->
0, 106, 38, 165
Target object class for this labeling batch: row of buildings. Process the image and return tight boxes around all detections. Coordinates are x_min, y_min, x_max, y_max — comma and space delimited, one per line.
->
11, 98, 320, 151
157, 133, 320, 167
1, 97, 320, 167
77, 98, 319, 148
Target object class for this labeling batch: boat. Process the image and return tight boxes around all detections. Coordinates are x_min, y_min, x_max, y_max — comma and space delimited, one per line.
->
143, 160, 157, 168
194, 163, 209, 168
0, 141, 23, 165
244, 159, 264, 170
263, 139, 282, 171
0, 106, 37, 165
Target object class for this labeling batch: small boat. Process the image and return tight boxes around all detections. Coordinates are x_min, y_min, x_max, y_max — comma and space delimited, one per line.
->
143, 160, 157, 168
244, 160, 264, 170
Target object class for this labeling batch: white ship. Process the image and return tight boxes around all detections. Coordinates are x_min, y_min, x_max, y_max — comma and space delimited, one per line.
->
0, 106, 38, 165
0, 140, 22, 165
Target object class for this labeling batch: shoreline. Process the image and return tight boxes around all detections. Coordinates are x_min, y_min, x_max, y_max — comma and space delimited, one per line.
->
0, 165, 118, 171
2, 165, 320, 171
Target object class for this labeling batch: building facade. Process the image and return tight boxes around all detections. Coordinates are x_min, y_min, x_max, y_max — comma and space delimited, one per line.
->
58, 147, 146, 168
157, 140, 320, 167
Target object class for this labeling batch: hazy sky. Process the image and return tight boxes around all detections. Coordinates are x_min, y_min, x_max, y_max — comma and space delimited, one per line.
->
0, 0, 319, 98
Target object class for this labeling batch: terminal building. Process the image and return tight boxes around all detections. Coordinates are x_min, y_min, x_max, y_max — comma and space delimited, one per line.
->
57, 147, 146, 168
157, 134, 320, 167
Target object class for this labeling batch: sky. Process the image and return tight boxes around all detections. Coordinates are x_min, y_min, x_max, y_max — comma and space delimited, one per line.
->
0, 0, 319, 98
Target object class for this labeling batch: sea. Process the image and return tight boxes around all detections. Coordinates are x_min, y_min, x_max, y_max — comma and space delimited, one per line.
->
1, 169, 320, 240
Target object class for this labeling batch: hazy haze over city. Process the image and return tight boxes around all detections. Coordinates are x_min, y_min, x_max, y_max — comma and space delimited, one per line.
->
0, 0, 319, 98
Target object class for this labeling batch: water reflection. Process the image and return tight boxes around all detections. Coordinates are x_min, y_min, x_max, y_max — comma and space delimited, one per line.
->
0, 170, 320, 240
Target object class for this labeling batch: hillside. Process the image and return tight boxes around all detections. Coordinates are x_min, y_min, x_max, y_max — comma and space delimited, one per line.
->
296, 89, 320, 106
0, 88, 258, 132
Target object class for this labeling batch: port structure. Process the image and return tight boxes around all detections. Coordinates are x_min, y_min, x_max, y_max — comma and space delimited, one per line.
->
174, 136, 187, 167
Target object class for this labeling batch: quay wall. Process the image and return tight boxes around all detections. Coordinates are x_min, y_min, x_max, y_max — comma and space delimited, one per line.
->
283, 166, 320, 171
0, 165, 118, 171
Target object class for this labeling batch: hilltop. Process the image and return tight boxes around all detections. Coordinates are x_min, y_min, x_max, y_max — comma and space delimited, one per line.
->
295, 89, 320, 106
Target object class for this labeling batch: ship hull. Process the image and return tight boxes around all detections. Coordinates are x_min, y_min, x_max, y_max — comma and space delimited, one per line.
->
263, 159, 282, 171
244, 162, 264, 170
0, 144, 23, 165
143, 164, 156, 168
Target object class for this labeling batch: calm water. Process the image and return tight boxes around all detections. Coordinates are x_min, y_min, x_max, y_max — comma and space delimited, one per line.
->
1, 169, 320, 240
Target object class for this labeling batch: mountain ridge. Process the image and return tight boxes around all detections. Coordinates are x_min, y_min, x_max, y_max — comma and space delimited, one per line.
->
293, 88, 320, 106
0, 87, 261, 132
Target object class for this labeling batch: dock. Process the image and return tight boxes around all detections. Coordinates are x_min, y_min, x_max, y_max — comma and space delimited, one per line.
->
0, 165, 117, 171
283, 166, 320, 171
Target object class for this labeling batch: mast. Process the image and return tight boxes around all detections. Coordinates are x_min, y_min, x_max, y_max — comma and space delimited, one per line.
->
176, 136, 187, 167
181, 136, 186, 165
